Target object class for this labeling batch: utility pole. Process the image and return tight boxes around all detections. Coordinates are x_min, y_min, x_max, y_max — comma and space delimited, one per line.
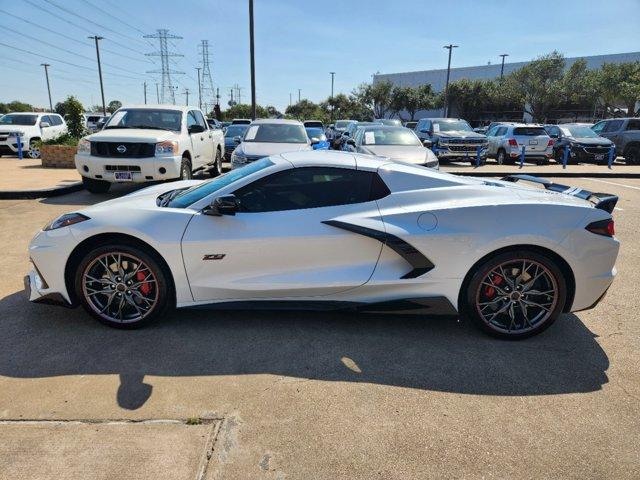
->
329, 71, 335, 122
88, 35, 106, 115
143, 81, 147, 104
499, 53, 509, 80
184, 88, 190, 106
196, 67, 202, 110
216, 87, 220, 106
249, 0, 256, 120
289, 92, 292, 107
40, 63, 53, 112
442, 44, 458, 118
298, 89, 301, 103
155, 82, 159, 103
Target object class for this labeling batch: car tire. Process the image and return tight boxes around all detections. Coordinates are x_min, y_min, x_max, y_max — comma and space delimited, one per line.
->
82, 176, 111, 194
180, 157, 193, 180
625, 145, 640, 165
210, 148, 222, 177
74, 243, 172, 329
461, 249, 567, 340
496, 149, 511, 165
27, 139, 40, 159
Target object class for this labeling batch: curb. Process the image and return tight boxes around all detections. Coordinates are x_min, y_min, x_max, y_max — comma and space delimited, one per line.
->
0, 181, 84, 200
448, 171, 640, 179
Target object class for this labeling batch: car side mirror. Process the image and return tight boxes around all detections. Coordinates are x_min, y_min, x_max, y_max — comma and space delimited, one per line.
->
40, 121, 50, 128
422, 139, 433, 148
310, 137, 320, 145
203, 194, 240, 216
346, 138, 356, 146
233, 136, 242, 144
188, 124, 205, 134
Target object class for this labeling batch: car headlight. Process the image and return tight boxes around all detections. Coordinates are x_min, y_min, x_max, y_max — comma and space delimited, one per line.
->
155, 140, 179, 156
231, 149, 247, 164
43, 213, 90, 231
77, 138, 91, 154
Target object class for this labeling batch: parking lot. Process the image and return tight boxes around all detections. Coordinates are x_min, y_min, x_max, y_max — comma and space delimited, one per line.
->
0, 176, 638, 479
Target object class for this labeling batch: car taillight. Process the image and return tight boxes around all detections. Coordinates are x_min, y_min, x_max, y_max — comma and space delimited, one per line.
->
586, 219, 615, 237
508, 138, 518, 147
547, 139, 555, 146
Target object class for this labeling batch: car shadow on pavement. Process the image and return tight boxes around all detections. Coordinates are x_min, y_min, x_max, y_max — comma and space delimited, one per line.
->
0, 289, 609, 410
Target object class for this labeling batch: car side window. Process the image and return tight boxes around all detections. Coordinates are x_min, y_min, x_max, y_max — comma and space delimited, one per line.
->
194, 110, 208, 130
496, 127, 507, 136
547, 126, 560, 137
49, 115, 62, 126
187, 111, 198, 129
233, 167, 383, 213
40, 115, 51, 126
604, 120, 623, 133
626, 120, 640, 131
486, 126, 498, 136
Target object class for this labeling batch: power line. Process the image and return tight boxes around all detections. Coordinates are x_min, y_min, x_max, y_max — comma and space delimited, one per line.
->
79, 0, 148, 36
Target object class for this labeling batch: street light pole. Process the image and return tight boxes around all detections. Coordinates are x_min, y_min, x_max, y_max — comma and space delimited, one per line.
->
499, 53, 509, 80
184, 88, 190, 106
40, 63, 53, 112
329, 71, 335, 122
155, 82, 159, 103
196, 67, 202, 110
298, 89, 301, 103
89, 35, 106, 116
143, 81, 147, 104
249, 0, 257, 120
442, 44, 458, 118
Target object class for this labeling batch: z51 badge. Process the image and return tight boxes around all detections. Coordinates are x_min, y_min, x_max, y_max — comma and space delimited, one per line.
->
203, 254, 226, 261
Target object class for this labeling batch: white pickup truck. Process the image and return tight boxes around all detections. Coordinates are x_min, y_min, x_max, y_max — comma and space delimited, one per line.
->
75, 105, 224, 193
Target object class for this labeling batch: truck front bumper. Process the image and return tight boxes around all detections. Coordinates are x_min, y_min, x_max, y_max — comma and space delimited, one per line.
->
75, 154, 183, 183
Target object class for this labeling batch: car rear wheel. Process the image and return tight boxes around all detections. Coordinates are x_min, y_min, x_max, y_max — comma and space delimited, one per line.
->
209, 148, 222, 177
74, 244, 171, 329
180, 157, 192, 180
496, 149, 507, 165
462, 250, 567, 339
82, 177, 111, 194
625, 145, 640, 165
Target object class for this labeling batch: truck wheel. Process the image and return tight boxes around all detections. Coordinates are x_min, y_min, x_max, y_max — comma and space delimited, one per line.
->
625, 145, 640, 165
180, 157, 192, 180
82, 177, 111, 194
210, 148, 222, 177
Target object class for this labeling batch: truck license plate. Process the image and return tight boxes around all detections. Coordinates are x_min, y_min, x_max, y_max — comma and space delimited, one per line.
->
114, 171, 133, 182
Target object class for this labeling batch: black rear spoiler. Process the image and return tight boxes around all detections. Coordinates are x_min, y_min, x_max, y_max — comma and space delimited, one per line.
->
501, 174, 618, 214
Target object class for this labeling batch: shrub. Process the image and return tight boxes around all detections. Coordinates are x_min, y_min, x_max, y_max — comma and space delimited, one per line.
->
38, 134, 79, 147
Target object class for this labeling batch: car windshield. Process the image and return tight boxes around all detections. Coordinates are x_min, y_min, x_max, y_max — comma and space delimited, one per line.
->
224, 125, 249, 138
305, 127, 326, 141
242, 123, 308, 143
562, 125, 599, 138
434, 120, 473, 132
104, 108, 182, 131
362, 127, 422, 146
0, 114, 38, 126
334, 121, 351, 129
168, 158, 275, 208
376, 119, 401, 126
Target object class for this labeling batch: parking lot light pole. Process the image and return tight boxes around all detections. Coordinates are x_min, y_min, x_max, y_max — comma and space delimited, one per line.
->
40, 63, 53, 112
143, 81, 147, 104
249, 0, 256, 120
499, 53, 509, 79
155, 82, 160, 103
329, 71, 335, 121
196, 67, 202, 110
89, 35, 106, 116
442, 44, 458, 118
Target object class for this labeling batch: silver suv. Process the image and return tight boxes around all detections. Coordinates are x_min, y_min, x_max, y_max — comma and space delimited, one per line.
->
486, 124, 553, 165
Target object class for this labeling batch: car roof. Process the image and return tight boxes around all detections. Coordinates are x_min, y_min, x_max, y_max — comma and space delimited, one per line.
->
251, 118, 303, 125
120, 104, 194, 112
4, 112, 46, 116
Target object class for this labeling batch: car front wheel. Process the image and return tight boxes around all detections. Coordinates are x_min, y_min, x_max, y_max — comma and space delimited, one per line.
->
462, 250, 567, 339
74, 244, 171, 328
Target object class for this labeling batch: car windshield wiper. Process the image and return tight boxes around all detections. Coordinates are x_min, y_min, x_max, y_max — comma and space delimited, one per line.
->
158, 187, 189, 207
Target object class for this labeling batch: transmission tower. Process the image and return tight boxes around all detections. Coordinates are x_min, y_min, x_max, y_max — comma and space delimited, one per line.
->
199, 40, 215, 109
144, 29, 184, 104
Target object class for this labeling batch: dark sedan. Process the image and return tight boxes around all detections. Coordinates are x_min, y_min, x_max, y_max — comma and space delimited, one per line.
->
223, 124, 250, 160
545, 124, 615, 164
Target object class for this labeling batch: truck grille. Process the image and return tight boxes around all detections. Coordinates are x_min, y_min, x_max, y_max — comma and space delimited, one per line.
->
448, 145, 480, 152
104, 165, 142, 172
446, 138, 485, 145
91, 142, 155, 158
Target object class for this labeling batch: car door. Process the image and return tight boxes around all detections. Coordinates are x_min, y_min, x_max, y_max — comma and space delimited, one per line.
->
181, 166, 386, 302
187, 110, 208, 169
599, 119, 624, 146
39, 115, 55, 140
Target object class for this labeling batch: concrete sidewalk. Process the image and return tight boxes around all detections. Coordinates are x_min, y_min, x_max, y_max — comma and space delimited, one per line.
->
0, 157, 82, 199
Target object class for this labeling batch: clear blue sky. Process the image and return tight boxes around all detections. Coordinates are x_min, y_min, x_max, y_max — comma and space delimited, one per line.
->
1, 0, 639, 112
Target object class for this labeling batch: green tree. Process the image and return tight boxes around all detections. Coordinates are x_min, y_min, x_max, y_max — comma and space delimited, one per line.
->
59, 96, 86, 138
354, 81, 394, 118
320, 93, 372, 121
0, 100, 34, 113
221, 103, 281, 121
285, 99, 325, 122
107, 100, 122, 114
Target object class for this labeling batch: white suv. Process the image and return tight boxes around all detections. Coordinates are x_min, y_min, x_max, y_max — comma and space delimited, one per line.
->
75, 105, 225, 193
0, 112, 67, 158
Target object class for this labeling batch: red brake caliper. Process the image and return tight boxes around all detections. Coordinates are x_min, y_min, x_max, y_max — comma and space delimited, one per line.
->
484, 274, 503, 298
136, 271, 151, 296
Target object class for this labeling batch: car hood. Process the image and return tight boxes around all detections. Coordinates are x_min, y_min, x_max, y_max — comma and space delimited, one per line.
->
436, 130, 486, 139
239, 142, 312, 156
87, 128, 177, 143
78, 180, 204, 214
361, 145, 429, 163
569, 136, 614, 146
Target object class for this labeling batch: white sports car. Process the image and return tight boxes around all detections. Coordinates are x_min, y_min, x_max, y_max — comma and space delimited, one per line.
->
26, 150, 619, 339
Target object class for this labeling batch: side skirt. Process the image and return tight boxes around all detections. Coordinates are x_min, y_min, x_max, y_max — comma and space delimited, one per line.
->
183, 296, 458, 316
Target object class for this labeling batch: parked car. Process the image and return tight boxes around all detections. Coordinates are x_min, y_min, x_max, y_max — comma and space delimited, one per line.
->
545, 124, 614, 164
223, 124, 250, 160
75, 105, 224, 193
404, 121, 418, 130
231, 118, 252, 125
415, 118, 488, 164
486, 124, 553, 165
303, 120, 324, 130
374, 119, 401, 126
84, 113, 109, 133
0, 112, 67, 158
591, 118, 640, 164
337, 122, 380, 151
330, 119, 355, 148
473, 126, 489, 134
230, 119, 315, 169
305, 127, 330, 150
343, 125, 438, 168
28, 150, 619, 340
